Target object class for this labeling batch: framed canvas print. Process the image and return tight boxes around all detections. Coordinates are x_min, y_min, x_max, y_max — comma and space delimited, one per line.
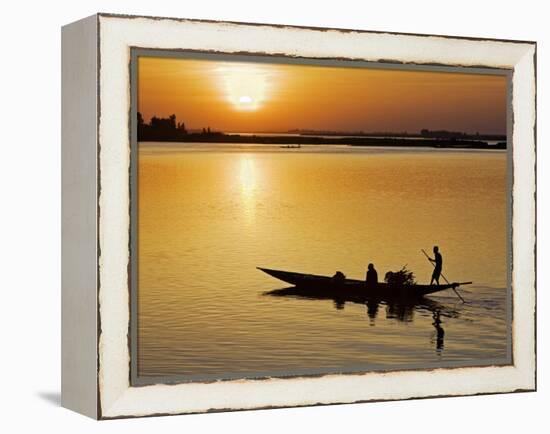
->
61, 13, 536, 419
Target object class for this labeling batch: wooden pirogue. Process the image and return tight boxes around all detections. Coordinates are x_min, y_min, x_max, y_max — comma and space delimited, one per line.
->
258, 267, 472, 301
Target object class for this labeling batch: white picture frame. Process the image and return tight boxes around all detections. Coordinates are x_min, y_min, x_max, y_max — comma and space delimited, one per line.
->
61, 13, 536, 419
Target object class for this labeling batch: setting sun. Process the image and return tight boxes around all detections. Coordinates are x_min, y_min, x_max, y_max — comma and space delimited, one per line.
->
215, 63, 276, 111
238, 95, 254, 107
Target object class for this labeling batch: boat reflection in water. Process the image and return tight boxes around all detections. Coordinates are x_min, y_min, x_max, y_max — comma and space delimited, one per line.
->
265, 287, 458, 355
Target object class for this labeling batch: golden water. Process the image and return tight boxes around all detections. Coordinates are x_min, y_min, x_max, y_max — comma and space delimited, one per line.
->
137, 143, 509, 380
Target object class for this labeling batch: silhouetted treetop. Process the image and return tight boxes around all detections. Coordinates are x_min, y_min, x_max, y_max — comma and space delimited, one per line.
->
137, 113, 224, 142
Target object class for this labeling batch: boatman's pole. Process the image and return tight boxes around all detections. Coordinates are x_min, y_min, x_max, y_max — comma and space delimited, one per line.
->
421, 249, 466, 303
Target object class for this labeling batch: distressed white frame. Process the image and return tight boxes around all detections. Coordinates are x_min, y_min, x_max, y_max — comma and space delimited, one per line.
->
64, 13, 536, 419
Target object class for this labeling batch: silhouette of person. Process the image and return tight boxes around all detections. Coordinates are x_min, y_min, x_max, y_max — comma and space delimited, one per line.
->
428, 246, 443, 285
332, 271, 346, 283
432, 310, 445, 353
365, 263, 378, 288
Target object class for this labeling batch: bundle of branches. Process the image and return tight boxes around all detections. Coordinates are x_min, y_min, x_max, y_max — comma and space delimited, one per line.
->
384, 266, 416, 286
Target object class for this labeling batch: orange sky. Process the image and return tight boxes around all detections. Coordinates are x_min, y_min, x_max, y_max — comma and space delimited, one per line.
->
138, 56, 507, 134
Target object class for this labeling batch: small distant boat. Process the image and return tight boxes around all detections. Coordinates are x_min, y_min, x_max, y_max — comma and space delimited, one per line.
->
280, 144, 301, 149
258, 267, 471, 301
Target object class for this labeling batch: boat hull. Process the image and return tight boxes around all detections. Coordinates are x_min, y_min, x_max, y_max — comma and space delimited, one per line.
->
258, 267, 459, 300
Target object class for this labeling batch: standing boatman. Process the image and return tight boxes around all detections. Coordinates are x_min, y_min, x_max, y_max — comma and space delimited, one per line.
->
428, 246, 443, 285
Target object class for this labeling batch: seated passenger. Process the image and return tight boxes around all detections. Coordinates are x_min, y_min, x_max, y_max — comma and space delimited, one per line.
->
365, 263, 378, 288
332, 271, 346, 283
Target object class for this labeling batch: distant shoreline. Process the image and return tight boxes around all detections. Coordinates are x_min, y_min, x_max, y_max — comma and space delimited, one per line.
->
137, 133, 506, 150
137, 114, 506, 149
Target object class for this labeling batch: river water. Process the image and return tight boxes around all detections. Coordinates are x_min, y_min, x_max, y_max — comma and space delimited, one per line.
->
137, 143, 510, 381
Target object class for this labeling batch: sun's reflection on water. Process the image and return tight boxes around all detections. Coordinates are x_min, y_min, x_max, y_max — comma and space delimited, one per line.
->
239, 155, 257, 222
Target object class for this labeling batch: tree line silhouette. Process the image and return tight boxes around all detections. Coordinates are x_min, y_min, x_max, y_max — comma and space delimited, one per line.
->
290, 128, 505, 142
137, 113, 506, 149
419, 129, 504, 141
137, 112, 221, 141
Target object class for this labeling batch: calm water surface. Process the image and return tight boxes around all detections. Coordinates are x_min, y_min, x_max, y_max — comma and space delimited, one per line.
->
137, 143, 510, 380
